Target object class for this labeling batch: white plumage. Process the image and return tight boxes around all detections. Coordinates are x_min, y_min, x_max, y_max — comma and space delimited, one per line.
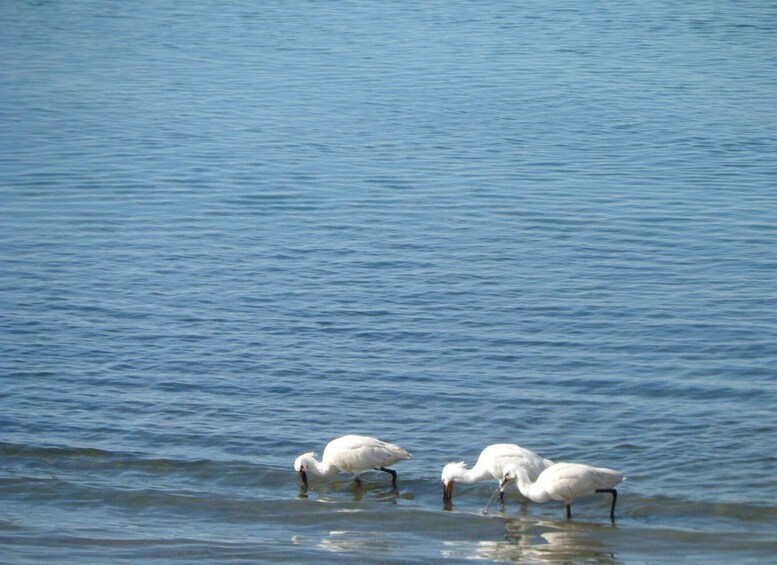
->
294, 435, 412, 490
501, 461, 625, 521
441, 444, 554, 503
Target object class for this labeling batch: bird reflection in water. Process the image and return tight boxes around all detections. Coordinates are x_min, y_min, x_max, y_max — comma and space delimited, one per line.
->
442, 517, 619, 564
298, 479, 409, 503
317, 530, 392, 555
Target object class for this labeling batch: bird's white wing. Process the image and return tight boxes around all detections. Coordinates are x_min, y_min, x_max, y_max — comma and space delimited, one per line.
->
592, 466, 625, 489
324, 435, 411, 473
489, 445, 551, 480
543, 463, 623, 500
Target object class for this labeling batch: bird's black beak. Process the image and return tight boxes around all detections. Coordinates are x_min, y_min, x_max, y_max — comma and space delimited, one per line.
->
499, 477, 510, 490
299, 470, 308, 491
443, 481, 453, 502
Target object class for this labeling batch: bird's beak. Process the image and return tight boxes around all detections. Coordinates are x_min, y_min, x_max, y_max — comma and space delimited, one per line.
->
443, 480, 453, 502
299, 470, 308, 490
499, 477, 510, 490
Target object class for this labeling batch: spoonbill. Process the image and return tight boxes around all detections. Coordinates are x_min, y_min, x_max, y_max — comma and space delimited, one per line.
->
441, 444, 554, 503
294, 434, 412, 490
500, 462, 625, 522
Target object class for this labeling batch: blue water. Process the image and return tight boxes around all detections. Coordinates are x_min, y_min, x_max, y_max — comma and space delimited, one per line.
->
2, 1, 777, 563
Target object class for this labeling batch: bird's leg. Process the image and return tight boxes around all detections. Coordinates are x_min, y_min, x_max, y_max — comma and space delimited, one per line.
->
499, 490, 505, 503
354, 475, 362, 486
377, 467, 398, 487
596, 488, 618, 522
566, 503, 572, 519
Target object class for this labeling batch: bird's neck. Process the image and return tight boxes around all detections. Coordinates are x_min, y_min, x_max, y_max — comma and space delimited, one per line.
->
308, 457, 337, 477
457, 464, 494, 484
510, 467, 548, 503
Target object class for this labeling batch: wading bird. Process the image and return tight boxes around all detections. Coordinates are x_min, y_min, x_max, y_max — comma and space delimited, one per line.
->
500, 461, 625, 522
294, 435, 412, 490
442, 444, 554, 503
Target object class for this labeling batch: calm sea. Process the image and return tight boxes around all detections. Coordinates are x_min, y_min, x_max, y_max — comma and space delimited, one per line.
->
2, 1, 776, 563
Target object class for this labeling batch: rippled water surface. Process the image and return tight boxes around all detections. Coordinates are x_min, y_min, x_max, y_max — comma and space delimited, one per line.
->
2, 1, 777, 563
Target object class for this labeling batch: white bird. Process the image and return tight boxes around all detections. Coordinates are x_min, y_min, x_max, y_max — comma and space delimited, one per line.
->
441, 444, 554, 503
500, 462, 625, 521
294, 435, 412, 490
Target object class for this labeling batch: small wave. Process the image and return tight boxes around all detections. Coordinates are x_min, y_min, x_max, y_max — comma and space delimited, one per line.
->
623, 493, 777, 526
0, 441, 115, 460
0, 441, 296, 488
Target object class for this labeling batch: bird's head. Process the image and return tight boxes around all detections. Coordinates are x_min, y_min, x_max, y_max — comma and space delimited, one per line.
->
441, 461, 467, 501
500, 470, 516, 490
293, 452, 316, 472
500, 463, 529, 490
294, 452, 316, 490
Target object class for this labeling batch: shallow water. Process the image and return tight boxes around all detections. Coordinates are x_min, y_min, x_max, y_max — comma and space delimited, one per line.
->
2, 1, 777, 563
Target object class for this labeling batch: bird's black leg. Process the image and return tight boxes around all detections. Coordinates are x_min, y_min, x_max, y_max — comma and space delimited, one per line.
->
499, 490, 505, 503
596, 488, 618, 522
566, 503, 572, 519
377, 467, 398, 487
354, 475, 362, 486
